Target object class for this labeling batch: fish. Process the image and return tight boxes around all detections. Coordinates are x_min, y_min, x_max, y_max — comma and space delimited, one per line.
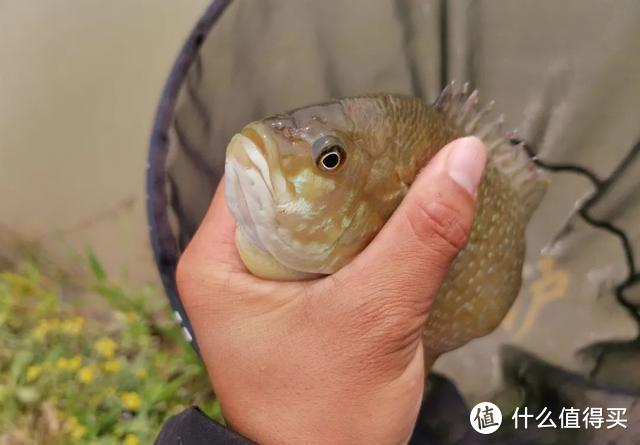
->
224, 82, 548, 355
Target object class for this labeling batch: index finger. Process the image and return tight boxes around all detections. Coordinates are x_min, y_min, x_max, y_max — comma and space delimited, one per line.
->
183, 178, 247, 274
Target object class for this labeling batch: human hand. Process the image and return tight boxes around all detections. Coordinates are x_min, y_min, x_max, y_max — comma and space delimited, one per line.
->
176, 136, 486, 445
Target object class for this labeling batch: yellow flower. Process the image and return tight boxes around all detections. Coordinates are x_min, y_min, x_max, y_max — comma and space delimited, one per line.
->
65, 416, 87, 440
125, 311, 138, 323
123, 434, 140, 445
66, 415, 79, 427
31, 320, 52, 341
26, 365, 42, 382
68, 355, 83, 371
94, 337, 117, 359
77, 365, 96, 384
60, 316, 85, 335
70, 424, 87, 440
103, 359, 123, 373
135, 368, 147, 380
120, 391, 142, 411
55, 357, 70, 370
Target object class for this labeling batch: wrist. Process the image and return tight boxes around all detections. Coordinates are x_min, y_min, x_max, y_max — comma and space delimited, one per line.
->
215, 353, 425, 445
223, 389, 418, 445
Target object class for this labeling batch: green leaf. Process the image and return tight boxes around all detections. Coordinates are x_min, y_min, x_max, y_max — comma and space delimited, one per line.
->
1, 252, 218, 442
87, 248, 107, 281
10, 350, 33, 382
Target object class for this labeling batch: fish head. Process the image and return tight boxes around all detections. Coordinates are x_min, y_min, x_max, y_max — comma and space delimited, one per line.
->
225, 101, 372, 275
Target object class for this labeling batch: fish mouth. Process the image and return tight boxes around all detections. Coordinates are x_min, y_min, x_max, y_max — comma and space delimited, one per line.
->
225, 123, 280, 251
226, 128, 275, 196
225, 122, 336, 274
240, 126, 269, 158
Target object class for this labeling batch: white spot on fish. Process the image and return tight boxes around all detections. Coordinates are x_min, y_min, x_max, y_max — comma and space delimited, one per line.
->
290, 168, 336, 194
278, 198, 316, 217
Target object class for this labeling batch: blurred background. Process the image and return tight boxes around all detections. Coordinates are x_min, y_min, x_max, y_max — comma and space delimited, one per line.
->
1, 1, 639, 444
0, 3, 219, 445
0, 1, 209, 284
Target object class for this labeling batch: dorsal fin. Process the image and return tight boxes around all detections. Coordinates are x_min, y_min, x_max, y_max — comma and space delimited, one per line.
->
434, 81, 549, 220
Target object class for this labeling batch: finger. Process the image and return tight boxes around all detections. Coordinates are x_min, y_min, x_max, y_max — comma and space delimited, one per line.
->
177, 179, 303, 324
178, 179, 246, 276
337, 136, 487, 313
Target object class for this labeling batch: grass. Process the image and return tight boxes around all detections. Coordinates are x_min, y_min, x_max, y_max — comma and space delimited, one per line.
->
0, 254, 221, 445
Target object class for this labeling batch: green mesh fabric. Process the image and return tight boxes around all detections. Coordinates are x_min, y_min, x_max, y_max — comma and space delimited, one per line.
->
148, 1, 640, 442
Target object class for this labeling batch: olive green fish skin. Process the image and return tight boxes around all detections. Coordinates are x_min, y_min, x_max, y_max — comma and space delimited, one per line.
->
424, 156, 526, 355
337, 95, 528, 355
225, 88, 547, 356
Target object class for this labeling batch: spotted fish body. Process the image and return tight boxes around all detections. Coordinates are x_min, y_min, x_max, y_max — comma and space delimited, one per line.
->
225, 83, 548, 355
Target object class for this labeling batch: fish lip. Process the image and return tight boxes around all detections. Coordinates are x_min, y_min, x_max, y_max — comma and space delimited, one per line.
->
225, 122, 287, 252
226, 126, 275, 195
240, 126, 269, 158
225, 157, 264, 249
226, 122, 341, 274
225, 133, 275, 252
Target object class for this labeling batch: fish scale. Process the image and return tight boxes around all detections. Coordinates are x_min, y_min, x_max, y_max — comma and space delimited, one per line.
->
225, 82, 548, 357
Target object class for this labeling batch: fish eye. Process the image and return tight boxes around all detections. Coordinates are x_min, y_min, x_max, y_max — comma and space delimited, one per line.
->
319, 148, 343, 170
312, 136, 346, 172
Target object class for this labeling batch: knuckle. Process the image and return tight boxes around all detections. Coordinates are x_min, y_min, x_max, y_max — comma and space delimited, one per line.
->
406, 195, 472, 253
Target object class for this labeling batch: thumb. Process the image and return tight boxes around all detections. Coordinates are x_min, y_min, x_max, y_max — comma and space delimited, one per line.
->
339, 136, 487, 311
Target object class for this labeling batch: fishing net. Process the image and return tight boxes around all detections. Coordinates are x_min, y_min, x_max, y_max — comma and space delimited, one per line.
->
147, 1, 640, 443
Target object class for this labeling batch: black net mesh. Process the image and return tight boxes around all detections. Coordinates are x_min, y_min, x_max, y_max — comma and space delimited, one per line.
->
147, 1, 640, 442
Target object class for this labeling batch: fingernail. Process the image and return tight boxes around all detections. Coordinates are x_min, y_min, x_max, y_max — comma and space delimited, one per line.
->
446, 136, 487, 196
